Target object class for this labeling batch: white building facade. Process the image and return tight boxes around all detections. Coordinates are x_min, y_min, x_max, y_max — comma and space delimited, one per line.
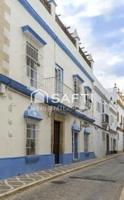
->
108, 86, 124, 152
0, 0, 123, 179
0, 0, 96, 179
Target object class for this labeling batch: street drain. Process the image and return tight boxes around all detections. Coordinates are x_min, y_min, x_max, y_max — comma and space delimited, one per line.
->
51, 180, 66, 185
69, 176, 116, 183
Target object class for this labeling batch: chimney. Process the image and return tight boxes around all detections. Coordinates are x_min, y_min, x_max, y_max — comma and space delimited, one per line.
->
48, 0, 57, 19
72, 29, 80, 50
87, 54, 94, 69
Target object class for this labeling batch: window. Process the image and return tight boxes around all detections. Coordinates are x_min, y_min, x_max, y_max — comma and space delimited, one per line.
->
26, 42, 39, 88
84, 134, 89, 152
26, 123, 37, 155
102, 101, 105, 113
84, 87, 92, 108
110, 115, 114, 125
73, 77, 82, 95
55, 65, 63, 96
73, 76, 83, 105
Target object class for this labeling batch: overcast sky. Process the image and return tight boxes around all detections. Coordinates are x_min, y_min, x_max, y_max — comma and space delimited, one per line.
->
55, 0, 124, 92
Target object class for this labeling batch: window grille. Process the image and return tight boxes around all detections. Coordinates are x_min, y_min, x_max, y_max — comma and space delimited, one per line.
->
26, 122, 39, 155
55, 66, 63, 96
26, 42, 39, 88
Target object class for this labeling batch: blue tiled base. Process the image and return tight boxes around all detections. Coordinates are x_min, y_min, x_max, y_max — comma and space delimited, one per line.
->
0, 152, 95, 179
80, 152, 96, 161
60, 152, 95, 164
0, 154, 53, 179
60, 153, 73, 164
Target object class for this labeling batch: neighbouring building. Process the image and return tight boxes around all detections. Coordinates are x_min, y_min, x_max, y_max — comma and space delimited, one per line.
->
0, 0, 123, 179
108, 85, 124, 152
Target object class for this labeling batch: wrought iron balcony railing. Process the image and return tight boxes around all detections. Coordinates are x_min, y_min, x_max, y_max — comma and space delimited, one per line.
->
22, 66, 90, 111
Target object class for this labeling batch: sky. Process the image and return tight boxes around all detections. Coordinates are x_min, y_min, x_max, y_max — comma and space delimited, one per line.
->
55, 0, 124, 92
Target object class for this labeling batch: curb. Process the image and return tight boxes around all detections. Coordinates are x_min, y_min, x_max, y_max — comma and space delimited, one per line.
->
0, 153, 123, 199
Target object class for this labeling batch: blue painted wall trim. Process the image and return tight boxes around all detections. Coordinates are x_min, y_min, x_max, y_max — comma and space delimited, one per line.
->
18, 0, 94, 82
80, 152, 96, 161
60, 152, 95, 165
60, 153, 73, 164
22, 25, 47, 46
84, 86, 92, 92
0, 74, 95, 123
73, 74, 84, 83
24, 105, 44, 121
0, 154, 54, 180
0, 152, 95, 179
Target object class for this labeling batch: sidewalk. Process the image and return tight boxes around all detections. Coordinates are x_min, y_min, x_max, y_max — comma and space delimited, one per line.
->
0, 153, 122, 198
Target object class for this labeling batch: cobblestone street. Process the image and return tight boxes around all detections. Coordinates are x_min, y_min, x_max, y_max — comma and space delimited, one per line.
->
2, 154, 124, 200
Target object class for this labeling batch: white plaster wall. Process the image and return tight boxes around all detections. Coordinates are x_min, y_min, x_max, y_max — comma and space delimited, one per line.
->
118, 131, 124, 151
6, 0, 94, 93
0, 89, 52, 158
92, 128, 106, 158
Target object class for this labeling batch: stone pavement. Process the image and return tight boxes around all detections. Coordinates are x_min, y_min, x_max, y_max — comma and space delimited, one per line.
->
0, 153, 122, 198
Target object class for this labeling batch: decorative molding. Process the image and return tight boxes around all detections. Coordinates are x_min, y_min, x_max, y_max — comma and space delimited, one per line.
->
22, 25, 47, 46
0, 0, 10, 75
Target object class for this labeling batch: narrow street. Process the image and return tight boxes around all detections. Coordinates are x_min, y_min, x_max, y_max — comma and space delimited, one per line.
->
4, 155, 124, 200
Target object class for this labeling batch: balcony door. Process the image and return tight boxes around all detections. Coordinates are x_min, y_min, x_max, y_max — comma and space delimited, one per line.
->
26, 42, 38, 88
55, 65, 63, 97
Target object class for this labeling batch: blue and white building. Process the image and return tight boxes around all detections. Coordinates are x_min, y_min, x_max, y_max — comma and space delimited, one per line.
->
0, 0, 96, 179
0, 0, 123, 179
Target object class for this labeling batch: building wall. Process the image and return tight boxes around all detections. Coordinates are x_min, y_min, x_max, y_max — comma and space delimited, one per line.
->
6, 0, 94, 90
0, 0, 123, 180
118, 130, 124, 151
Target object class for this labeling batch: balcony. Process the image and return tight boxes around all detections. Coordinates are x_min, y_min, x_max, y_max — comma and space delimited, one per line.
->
39, 0, 51, 14
22, 66, 89, 110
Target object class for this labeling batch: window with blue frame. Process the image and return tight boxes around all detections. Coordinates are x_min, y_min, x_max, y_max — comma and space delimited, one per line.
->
26, 42, 39, 88
73, 76, 83, 109
55, 65, 64, 97
84, 86, 92, 108
26, 122, 39, 155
